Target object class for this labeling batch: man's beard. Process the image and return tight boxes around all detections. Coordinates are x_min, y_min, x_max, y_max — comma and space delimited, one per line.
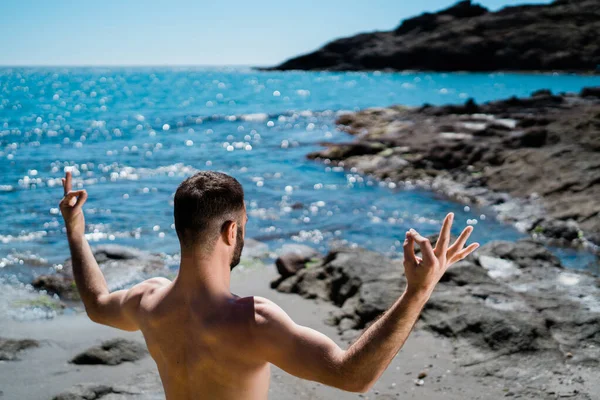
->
230, 225, 244, 271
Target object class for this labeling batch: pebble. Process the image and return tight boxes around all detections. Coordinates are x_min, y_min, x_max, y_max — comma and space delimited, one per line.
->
415, 379, 425, 386
566, 352, 573, 358
418, 371, 428, 379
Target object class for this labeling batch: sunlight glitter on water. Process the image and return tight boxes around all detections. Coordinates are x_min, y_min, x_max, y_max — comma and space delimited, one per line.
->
2, 67, 600, 293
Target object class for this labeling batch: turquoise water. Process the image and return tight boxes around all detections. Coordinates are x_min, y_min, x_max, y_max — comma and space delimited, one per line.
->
1, 67, 599, 286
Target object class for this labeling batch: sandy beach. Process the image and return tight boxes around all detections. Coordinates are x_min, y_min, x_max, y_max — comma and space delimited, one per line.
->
0, 262, 527, 400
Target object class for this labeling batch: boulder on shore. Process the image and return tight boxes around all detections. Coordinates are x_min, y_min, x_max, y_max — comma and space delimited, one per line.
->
275, 244, 321, 278
32, 245, 167, 301
70, 338, 147, 366
0, 337, 39, 361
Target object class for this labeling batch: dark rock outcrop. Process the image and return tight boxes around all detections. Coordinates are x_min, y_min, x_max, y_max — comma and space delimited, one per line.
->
308, 88, 600, 249
272, 241, 600, 397
274, 248, 405, 340
0, 337, 39, 361
32, 245, 167, 300
269, 0, 600, 73
70, 338, 147, 366
275, 244, 321, 278
31, 274, 80, 301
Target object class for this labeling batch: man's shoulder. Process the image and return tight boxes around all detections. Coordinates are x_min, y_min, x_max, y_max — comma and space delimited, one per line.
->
126, 277, 171, 304
246, 296, 291, 331
228, 296, 286, 327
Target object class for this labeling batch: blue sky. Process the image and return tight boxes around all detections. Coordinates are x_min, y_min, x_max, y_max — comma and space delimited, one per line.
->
0, 0, 551, 66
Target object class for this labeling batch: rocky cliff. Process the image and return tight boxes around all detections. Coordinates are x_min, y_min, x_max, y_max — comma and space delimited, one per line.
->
269, 0, 600, 72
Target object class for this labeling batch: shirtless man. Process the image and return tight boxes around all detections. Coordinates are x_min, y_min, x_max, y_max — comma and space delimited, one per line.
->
59, 170, 479, 399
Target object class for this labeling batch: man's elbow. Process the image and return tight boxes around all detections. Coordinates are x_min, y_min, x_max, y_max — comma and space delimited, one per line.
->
336, 379, 373, 393
85, 305, 102, 323
334, 355, 376, 393
342, 379, 374, 393
83, 299, 104, 324
332, 369, 375, 393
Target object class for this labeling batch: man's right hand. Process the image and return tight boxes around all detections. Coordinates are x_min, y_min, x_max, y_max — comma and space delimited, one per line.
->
403, 213, 479, 297
60, 170, 88, 239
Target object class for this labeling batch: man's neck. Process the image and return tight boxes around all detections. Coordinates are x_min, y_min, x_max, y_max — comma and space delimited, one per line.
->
174, 247, 232, 300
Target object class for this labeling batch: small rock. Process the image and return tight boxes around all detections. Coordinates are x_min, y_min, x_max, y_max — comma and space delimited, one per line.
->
418, 370, 428, 379
566, 352, 573, 359
70, 338, 147, 366
581, 87, 600, 98
0, 338, 39, 361
52, 384, 135, 400
533, 219, 580, 242
32, 275, 79, 301
275, 245, 321, 278
415, 379, 425, 386
531, 89, 552, 97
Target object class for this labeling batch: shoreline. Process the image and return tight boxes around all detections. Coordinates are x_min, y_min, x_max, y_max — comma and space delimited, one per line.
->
0, 263, 516, 400
3, 238, 599, 398
258, 66, 600, 76
307, 87, 600, 260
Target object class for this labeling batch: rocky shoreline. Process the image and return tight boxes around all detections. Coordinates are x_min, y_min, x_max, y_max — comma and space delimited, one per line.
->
307, 87, 600, 254
3, 236, 600, 398
268, 0, 600, 73
7, 245, 519, 400
272, 240, 600, 399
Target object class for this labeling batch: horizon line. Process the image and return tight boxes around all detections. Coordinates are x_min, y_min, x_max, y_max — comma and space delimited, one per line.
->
0, 63, 271, 68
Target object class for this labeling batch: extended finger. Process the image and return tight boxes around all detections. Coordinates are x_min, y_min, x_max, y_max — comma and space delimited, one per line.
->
434, 212, 454, 257
409, 229, 436, 265
64, 171, 72, 194
449, 242, 480, 264
448, 226, 474, 256
403, 231, 417, 267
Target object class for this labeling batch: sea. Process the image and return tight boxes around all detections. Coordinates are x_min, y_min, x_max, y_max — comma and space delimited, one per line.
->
1, 67, 599, 319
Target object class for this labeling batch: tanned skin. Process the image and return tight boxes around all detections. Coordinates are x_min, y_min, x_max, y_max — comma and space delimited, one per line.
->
59, 171, 479, 399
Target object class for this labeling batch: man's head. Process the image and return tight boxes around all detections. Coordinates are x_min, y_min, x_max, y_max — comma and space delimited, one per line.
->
174, 171, 246, 270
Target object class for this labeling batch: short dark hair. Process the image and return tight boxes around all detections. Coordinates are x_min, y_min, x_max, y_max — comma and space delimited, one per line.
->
174, 171, 245, 248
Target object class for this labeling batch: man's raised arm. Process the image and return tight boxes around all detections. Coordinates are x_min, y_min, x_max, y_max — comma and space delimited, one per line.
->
59, 171, 163, 331
252, 213, 478, 393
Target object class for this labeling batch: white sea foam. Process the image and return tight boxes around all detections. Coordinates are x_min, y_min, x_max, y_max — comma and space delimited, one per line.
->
0, 231, 47, 244
241, 113, 268, 122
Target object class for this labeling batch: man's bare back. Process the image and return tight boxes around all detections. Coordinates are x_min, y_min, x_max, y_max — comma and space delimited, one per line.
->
132, 280, 271, 399
59, 170, 479, 399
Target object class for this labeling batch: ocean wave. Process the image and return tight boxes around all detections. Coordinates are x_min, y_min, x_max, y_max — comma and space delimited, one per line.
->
0, 231, 47, 244
13, 162, 200, 190
0, 251, 49, 269
148, 109, 341, 131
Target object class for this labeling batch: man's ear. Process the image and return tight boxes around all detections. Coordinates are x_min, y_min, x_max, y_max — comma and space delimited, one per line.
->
222, 220, 237, 246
